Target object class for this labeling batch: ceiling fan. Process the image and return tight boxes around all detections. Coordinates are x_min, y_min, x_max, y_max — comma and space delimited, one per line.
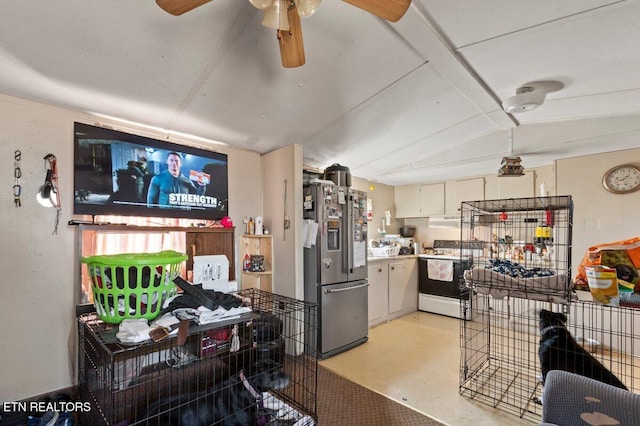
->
156, 0, 412, 68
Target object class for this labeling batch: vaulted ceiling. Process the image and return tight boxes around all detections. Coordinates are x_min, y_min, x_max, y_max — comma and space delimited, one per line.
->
2, 0, 639, 185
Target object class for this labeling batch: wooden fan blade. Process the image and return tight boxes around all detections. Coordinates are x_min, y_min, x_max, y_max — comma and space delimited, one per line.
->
342, 0, 411, 22
278, 6, 305, 68
156, 0, 213, 16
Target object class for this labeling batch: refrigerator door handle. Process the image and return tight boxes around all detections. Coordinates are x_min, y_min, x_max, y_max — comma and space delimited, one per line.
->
324, 283, 369, 294
346, 192, 354, 273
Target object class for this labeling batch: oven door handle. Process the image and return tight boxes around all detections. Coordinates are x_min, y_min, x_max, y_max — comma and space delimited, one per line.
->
324, 283, 369, 294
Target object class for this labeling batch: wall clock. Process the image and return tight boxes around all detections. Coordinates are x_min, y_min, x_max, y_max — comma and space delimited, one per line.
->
602, 164, 640, 194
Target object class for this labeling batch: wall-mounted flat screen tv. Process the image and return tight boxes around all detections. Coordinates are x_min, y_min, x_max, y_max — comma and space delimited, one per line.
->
74, 122, 228, 221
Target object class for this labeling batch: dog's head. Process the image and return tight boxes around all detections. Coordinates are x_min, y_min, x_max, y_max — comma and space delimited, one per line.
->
539, 309, 567, 331
242, 359, 290, 392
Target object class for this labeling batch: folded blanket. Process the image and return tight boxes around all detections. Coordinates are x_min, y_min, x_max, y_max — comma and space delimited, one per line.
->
195, 306, 252, 325
116, 313, 180, 343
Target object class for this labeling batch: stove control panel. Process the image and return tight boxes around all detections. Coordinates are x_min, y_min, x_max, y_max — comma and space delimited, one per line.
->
433, 240, 484, 250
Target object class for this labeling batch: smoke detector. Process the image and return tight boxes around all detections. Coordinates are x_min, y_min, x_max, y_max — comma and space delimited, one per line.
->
502, 86, 546, 114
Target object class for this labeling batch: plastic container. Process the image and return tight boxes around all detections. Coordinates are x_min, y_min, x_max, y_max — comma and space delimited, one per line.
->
82, 250, 188, 323
369, 246, 400, 257
586, 265, 619, 305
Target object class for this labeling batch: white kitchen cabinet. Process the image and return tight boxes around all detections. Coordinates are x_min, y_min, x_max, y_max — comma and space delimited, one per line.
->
367, 263, 388, 325
445, 177, 485, 216
394, 183, 445, 218
420, 183, 445, 216
498, 171, 534, 198
367, 257, 418, 327
388, 259, 417, 314
394, 184, 421, 218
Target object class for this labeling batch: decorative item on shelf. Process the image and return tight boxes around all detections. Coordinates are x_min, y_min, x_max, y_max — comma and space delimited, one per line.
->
255, 216, 264, 235
220, 216, 234, 228
243, 216, 255, 234
243, 253, 251, 271
250, 255, 265, 272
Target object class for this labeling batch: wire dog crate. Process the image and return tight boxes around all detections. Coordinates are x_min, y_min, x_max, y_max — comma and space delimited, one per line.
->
459, 195, 640, 422
461, 296, 640, 422
78, 289, 318, 425
459, 196, 574, 421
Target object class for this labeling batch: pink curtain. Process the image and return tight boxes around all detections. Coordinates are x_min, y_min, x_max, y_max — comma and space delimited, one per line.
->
80, 215, 200, 303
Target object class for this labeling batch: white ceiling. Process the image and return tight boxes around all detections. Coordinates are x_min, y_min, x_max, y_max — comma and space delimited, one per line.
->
2, 0, 640, 186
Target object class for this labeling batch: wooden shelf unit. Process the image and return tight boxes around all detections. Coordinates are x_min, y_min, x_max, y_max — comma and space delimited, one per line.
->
240, 234, 273, 292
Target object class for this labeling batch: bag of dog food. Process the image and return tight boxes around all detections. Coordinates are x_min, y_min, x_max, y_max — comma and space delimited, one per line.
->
575, 237, 640, 292
585, 265, 618, 305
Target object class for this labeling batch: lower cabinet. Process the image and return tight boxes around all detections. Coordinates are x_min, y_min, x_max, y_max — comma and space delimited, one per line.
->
368, 264, 388, 325
367, 258, 418, 327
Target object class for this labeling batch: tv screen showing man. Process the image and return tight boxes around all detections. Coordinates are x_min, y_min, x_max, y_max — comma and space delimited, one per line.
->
147, 151, 213, 209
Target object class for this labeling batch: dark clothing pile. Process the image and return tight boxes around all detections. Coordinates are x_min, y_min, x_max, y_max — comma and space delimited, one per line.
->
485, 259, 556, 278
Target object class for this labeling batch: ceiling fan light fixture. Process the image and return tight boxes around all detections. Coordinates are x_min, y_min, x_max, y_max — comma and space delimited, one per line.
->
249, 0, 273, 9
297, 0, 322, 17
261, 0, 291, 30
502, 86, 546, 114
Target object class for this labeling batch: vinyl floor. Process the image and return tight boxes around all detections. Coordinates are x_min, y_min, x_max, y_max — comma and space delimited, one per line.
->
319, 311, 533, 426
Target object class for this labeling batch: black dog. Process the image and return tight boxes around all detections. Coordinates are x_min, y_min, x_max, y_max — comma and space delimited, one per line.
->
538, 309, 627, 390
140, 359, 290, 425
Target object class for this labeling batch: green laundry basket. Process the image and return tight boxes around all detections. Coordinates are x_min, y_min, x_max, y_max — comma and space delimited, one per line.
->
82, 250, 188, 324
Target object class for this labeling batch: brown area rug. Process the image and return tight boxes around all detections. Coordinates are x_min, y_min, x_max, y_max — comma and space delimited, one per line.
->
316, 366, 445, 425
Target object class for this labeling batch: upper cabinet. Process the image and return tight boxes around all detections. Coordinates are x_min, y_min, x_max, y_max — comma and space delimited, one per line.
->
497, 172, 535, 199
394, 168, 547, 219
394, 184, 421, 218
395, 182, 445, 218
445, 177, 485, 216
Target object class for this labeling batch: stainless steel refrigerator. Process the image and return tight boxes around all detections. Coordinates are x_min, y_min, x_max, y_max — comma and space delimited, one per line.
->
303, 182, 368, 359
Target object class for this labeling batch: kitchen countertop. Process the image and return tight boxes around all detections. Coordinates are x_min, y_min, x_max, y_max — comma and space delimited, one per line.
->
367, 254, 418, 262
418, 254, 471, 261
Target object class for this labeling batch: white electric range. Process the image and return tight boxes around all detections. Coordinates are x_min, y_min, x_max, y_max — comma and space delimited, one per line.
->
417, 240, 482, 319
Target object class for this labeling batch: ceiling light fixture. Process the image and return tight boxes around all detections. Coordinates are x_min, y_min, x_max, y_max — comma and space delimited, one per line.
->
502, 86, 546, 114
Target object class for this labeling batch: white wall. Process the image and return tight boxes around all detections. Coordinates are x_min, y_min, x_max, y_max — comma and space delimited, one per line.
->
557, 148, 640, 277
262, 145, 303, 299
353, 178, 403, 240
0, 93, 263, 402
